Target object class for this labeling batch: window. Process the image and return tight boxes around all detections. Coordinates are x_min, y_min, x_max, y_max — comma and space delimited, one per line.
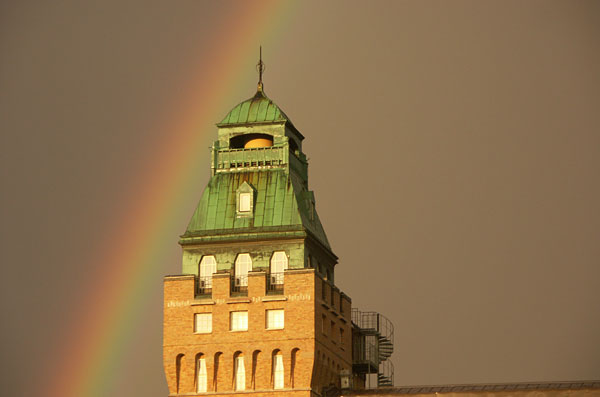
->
230, 311, 248, 331
239, 192, 251, 212
331, 287, 335, 307
194, 313, 212, 334
199, 256, 216, 294
273, 352, 284, 389
197, 356, 207, 392
234, 253, 252, 287
291, 348, 299, 388
331, 321, 336, 342
236, 181, 255, 216
322, 314, 327, 335
266, 309, 284, 330
270, 251, 288, 285
339, 328, 345, 346
234, 354, 245, 390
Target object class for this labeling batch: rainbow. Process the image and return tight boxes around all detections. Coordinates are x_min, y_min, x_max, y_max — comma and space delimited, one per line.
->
42, 2, 297, 395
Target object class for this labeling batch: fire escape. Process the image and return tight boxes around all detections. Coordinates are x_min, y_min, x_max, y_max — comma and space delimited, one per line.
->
351, 309, 394, 387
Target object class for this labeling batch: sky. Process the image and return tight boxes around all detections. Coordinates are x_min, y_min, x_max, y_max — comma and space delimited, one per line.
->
1, 1, 599, 396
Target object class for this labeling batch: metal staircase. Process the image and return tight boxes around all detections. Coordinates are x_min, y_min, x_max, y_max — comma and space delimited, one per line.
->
351, 309, 395, 387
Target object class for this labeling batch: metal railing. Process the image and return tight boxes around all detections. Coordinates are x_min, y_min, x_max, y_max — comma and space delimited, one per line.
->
230, 275, 248, 296
352, 308, 395, 388
197, 276, 213, 297
351, 309, 394, 346
214, 146, 286, 170
378, 359, 394, 387
352, 334, 379, 369
266, 272, 284, 295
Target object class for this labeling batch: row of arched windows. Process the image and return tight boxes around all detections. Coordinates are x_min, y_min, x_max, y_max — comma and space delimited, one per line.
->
175, 348, 300, 394
199, 251, 289, 288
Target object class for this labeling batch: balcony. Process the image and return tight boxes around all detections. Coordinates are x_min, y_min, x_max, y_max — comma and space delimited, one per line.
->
266, 272, 284, 295
214, 146, 287, 171
197, 276, 213, 297
230, 274, 248, 296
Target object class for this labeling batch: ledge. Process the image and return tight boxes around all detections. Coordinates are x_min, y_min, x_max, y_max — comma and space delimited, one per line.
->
262, 296, 287, 302
164, 274, 195, 281
227, 298, 251, 304
191, 300, 215, 306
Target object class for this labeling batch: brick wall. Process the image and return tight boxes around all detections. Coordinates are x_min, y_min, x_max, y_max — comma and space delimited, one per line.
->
164, 268, 352, 396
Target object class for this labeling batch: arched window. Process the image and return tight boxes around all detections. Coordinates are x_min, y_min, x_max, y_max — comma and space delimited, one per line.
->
213, 352, 222, 392
234, 254, 252, 287
290, 348, 300, 388
234, 352, 245, 391
199, 256, 217, 294
270, 251, 288, 285
272, 350, 284, 389
251, 350, 261, 390
196, 354, 207, 393
176, 354, 185, 394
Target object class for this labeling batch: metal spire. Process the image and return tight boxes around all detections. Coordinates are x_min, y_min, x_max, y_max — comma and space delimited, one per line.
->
257, 46, 265, 92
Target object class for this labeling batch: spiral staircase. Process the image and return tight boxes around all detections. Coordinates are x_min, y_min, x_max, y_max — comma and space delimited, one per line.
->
351, 309, 395, 387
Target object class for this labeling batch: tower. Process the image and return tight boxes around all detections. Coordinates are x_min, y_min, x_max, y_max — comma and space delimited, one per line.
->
163, 64, 356, 396
163, 57, 394, 396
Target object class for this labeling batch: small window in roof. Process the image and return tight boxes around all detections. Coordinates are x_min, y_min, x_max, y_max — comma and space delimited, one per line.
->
236, 181, 255, 217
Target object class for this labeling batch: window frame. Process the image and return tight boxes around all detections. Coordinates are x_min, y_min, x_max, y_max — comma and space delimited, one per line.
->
270, 251, 288, 285
194, 313, 212, 334
239, 192, 252, 212
234, 253, 252, 287
266, 309, 285, 330
230, 311, 249, 332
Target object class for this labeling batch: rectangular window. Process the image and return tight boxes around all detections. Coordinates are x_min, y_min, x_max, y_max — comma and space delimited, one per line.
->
239, 192, 251, 212
273, 354, 284, 389
230, 311, 248, 331
197, 357, 207, 392
340, 328, 345, 346
331, 321, 336, 342
194, 313, 212, 334
322, 314, 327, 335
266, 309, 284, 329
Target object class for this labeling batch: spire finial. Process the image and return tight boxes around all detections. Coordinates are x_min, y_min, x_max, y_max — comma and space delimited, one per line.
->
257, 46, 265, 92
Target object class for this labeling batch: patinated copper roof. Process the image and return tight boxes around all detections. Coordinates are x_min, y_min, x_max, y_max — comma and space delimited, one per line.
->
218, 89, 292, 126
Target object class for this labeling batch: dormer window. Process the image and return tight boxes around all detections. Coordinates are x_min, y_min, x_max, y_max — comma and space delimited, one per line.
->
236, 181, 255, 217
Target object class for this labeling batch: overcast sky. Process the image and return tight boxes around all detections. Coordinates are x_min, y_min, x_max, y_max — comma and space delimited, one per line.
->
1, 1, 599, 396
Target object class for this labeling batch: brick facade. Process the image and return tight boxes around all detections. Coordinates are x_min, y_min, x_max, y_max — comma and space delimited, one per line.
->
164, 267, 352, 396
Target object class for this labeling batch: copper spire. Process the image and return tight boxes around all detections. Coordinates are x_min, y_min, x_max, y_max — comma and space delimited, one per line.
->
257, 46, 265, 92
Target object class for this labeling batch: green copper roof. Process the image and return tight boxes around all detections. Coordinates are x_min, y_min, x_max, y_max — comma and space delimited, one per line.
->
218, 89, 292, 126
182, 169, 329, 249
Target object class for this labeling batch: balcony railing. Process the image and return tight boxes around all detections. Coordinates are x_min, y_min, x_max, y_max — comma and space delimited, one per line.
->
230, 275, 248, 296
266, 272, 284, 295
197, 276, 213, 297
214, 146, 286, 171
